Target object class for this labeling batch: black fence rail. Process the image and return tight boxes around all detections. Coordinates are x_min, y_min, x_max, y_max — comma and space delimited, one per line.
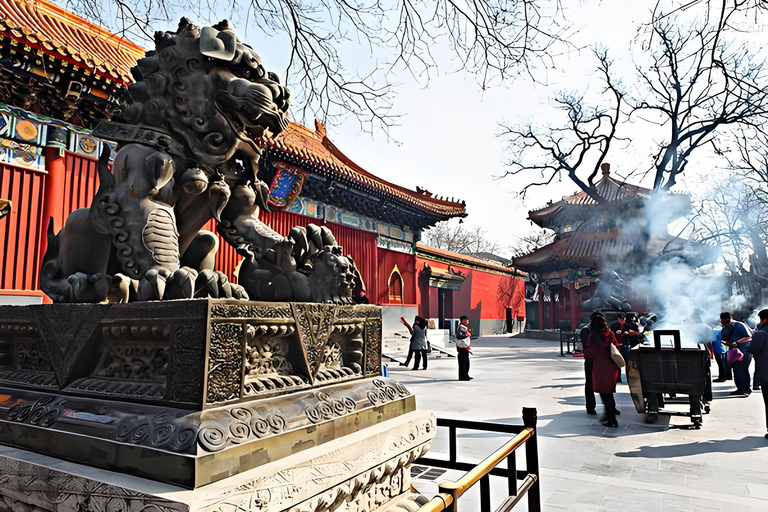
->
415, 407, 540, 512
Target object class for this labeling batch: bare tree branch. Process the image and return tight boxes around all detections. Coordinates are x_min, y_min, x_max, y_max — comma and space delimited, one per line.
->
509, 228, 555, 258
634, 3, 768, 190
66, 0, 573, 135
498, 48, 624, 202
501, 0, 768, 198
690, 173, 768, 275
422, 221, 502, 254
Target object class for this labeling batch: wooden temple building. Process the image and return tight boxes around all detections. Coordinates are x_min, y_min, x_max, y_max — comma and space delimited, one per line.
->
512, 163, 713, 330
0, 0, 525, 336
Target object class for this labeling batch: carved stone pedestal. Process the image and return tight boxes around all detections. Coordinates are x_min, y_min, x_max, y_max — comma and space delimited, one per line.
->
0, 409, 434, 512
0, 300, 433, 511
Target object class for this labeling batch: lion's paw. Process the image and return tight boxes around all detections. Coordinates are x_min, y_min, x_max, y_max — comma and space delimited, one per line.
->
66, 272, 112, 303
165, 267, 198, 300
137, 269, 170, 301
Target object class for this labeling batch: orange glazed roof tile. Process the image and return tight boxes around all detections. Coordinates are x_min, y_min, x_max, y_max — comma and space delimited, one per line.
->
416, 242, 526, 277
512, 231, 633, 271
0, 0, 144, 84
529, 168, 651, 216
259, 122, 468, 219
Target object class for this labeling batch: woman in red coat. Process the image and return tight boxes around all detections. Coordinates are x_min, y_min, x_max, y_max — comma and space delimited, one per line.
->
586, 315, 620, 427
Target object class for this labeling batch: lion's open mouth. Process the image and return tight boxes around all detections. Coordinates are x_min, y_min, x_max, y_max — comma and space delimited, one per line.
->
216, 88, 288, 140
230, 149, 256, 181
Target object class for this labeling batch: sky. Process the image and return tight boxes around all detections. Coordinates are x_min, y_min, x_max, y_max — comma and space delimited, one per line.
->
81, 0, 761, 255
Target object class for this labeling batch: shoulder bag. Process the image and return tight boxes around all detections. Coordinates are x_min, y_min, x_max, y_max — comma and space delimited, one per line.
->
726, 346, 744, 364
610, 343, 626, 368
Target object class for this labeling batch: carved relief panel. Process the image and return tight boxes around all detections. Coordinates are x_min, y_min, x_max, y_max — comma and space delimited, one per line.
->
0, 299, 382, 409
205, 301, 382, 407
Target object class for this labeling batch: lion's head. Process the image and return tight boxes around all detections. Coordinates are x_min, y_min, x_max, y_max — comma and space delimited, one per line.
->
117, 18, 290, 172
308, 248, 357, 304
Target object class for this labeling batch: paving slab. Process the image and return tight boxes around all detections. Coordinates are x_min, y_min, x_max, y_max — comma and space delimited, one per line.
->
397, 335, 768, 511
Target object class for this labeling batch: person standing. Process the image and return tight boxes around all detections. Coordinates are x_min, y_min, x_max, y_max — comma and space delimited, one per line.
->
747, 308, 768, 439
720, 312, 753, 396
581, 312, 604, 415
400, 316, 429, 370
588, 314, 621, 428
399, 316, 415, 368
610, 313, 640, 383
456, 315, 472, 381
712, 325, 731, 382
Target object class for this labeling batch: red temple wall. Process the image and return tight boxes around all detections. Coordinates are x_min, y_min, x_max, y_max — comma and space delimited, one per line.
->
58, 152, 99, 232
375, 248, 417, 306
0, 164, 45, 293
415, 255, 526, 329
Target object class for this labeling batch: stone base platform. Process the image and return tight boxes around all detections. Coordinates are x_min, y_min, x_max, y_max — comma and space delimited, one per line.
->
0, 410, 434, 512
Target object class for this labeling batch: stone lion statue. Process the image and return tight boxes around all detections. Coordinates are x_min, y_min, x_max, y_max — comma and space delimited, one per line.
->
40, 18, 358, 304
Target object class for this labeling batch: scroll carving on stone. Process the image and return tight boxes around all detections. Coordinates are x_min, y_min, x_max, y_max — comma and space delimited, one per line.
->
197, 405, 287, 452
303, 391, 357, 424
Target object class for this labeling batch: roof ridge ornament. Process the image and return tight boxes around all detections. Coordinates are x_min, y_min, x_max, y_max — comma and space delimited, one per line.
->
314, 119, 327, 138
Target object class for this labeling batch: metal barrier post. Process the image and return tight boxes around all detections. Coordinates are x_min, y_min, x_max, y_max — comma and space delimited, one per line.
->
522, 408, 540, 512
449, 425, 457, 463
507, 451, 517, 496
480, 475, 491, 512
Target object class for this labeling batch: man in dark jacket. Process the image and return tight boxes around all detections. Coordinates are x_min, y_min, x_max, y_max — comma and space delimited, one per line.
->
747, 308, 768, 439
721, 312, 753, 396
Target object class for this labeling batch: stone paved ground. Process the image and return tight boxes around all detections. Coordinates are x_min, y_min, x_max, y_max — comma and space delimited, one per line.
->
391, 335, 768, 512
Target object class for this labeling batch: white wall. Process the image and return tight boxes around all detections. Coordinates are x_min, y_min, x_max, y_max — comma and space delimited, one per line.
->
0, 294, 43, 306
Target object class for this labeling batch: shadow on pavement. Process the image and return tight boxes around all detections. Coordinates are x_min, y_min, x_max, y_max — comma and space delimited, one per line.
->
614, 436, 766, 458
711, 390, 753, 400
482, 409, 671, 439
534, 383, 583, 390
471, 351, 576, 362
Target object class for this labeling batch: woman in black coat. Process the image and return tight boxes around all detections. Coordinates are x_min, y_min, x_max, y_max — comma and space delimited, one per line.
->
400, 316, 429, 370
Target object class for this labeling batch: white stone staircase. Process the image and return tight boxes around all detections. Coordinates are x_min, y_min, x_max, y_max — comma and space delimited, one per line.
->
382, 329, 455, 365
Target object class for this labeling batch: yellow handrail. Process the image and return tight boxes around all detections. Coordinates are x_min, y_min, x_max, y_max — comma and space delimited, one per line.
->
417, 427, 534, 512
418, 495, 454, 512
